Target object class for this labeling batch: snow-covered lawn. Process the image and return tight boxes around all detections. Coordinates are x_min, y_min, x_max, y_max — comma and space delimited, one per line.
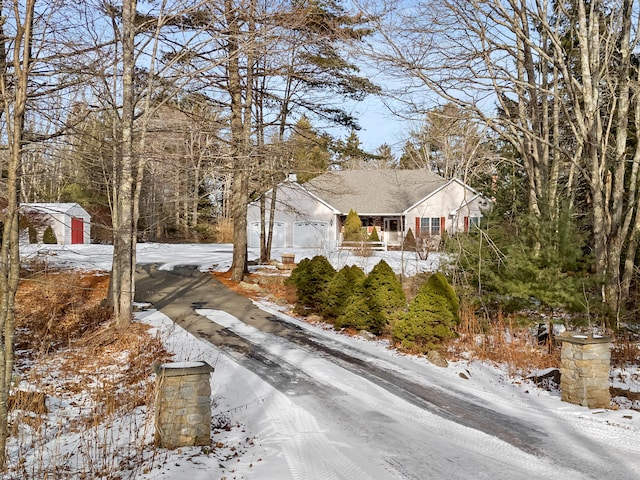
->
20, 242, 444, 276
11, 243, 640, 479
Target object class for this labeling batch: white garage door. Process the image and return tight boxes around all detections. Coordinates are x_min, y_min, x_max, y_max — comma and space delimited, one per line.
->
249, 221, 285, 248
294, 221, 328, 248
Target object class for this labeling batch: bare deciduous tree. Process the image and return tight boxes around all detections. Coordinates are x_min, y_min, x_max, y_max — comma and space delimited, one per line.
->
79, 0, 216, 325
0, 0, 35, 465
365, 0, 640, 316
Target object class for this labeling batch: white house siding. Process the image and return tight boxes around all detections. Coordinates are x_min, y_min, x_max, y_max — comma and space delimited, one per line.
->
405, 180, 486, 236
452, 196, 488, 233
49, 213, 67, 244
247, 182, 337, 249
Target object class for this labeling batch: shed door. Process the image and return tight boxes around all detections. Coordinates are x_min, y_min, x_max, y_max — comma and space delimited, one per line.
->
71, 217, 84, 244
294, 221, 327, 248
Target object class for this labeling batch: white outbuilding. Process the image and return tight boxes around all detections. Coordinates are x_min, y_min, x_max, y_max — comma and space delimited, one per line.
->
20, 203, 91, 245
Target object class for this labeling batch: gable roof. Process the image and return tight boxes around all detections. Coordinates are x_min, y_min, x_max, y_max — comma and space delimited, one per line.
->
303, 170, 448, 215
21, 203, 89, 216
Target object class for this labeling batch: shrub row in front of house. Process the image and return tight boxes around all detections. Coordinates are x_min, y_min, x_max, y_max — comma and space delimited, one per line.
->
285, 256, 461, 353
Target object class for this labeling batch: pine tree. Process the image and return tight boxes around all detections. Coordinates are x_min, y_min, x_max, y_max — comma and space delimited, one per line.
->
289, 117, 331, 183
343, 209, 364, 241
286, 257, 311, 287
369, 227, 380, 242
363, 260, 406, 334
334, 260, 406, 334
335, 130, 376, 169
427, 271, 459, 316
373, 144, 397, 169
403, 228, 416, 251
335, 293, 372, 331
455, 210, 591, 313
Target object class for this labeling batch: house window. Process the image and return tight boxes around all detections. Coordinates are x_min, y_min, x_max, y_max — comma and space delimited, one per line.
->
464, 216, 481, 232
420, 217, 441, 235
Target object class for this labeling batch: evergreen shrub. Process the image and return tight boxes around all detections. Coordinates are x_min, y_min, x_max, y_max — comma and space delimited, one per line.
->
403, 228, 416, 251
455, 211, 592, 314
369, 227, 380, 242
42, 226, 58, 245
335, 293, 372, 332
364, 260, 406, 333
322, 265, 366, 320
286, 255, 335, 314
336, 260, 405, 334
392, 272, 460, 353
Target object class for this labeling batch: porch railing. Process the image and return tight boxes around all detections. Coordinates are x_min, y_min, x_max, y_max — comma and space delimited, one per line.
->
337, 240, 387, 251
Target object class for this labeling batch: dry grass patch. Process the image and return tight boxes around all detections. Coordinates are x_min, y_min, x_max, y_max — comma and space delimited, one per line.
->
8, 271, 174, 479
15, 272, 112, 358
214, 218, 234, 243
450, 307, 560, 377
24, 322, 173, 418
13, 271, 173, 419
611, 332, 640, 368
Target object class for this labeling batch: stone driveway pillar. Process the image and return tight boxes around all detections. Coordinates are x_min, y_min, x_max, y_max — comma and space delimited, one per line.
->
559, 333, 611, 409
154, 361, 214, 448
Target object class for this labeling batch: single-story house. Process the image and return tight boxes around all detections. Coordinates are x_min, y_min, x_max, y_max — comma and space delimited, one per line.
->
20, 203, 91, 245
247, 169, 490, 250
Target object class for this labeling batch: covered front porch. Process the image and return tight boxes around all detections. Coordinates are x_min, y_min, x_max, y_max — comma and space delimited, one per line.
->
337, 214, 405, 247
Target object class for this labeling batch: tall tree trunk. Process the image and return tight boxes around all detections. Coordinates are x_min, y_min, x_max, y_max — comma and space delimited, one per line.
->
0, 0, 35, 466
621, 90, 640, 303
111, 0, 137, 328
267, 185, 277, 256
227, 0, 251, 282
576, 0, 636, 315
259, 195, 267, 263
603, 0, 633, 321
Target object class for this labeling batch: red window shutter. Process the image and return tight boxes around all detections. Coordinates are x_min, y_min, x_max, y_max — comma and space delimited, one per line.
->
440, 217, 446, 234
415, 217, 421, 237
464, 216, 469, 233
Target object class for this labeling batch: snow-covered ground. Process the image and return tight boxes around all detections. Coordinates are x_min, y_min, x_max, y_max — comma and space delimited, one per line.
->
20, 242, 443, 275
15, 243, 640, 479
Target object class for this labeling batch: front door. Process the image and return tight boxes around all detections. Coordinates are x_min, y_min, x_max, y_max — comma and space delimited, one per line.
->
383, 218, 400, 244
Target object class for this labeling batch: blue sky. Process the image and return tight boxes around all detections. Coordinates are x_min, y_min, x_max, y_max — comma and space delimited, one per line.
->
354, 97, 408, 153
329, 94, 413, 156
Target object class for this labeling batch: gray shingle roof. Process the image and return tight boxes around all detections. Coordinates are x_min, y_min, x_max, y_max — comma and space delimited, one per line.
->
303, 170, 448, 215
21, 203, 84, 215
